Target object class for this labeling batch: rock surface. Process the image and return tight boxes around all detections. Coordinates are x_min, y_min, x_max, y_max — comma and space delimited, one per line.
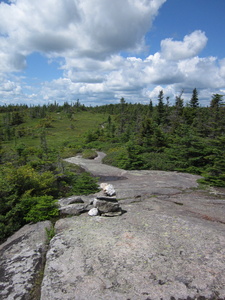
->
1, 152, 225, 300
0, 221, 52, 300
41, 212, 225, 300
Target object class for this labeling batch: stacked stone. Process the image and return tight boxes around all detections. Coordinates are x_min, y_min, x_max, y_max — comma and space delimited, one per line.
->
88, 183, 122, 217
58, 196, 88, 216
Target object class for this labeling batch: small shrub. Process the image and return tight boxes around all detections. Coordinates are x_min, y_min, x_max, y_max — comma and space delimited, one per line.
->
82, 149, 98, 159
22, 195, 59, 223
72, 172, 99, 195
46, 225, 56, 242
102, 147, 130, 169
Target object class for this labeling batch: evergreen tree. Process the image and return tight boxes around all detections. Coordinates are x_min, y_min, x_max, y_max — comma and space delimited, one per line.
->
175, 91, 184, 112
139, 117, 155, 148
118, 97, 126, 134
190, 88, 199, 108
11, 112, 24, 126
210, 94, 224, 109
156, 90, 165, 124
210, 94, 224, 136
149, 100, 153, 113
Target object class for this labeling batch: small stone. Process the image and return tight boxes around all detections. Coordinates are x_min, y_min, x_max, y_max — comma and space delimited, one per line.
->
100, 183, 116, 196
101, 210, 123, 217
88, 208, 99, 216
96, 196, 117, 202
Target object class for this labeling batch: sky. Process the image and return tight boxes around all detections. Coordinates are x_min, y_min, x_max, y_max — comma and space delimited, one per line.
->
0, 0, 225, 107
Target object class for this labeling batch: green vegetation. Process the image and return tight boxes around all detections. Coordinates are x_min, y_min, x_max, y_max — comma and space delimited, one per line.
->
0, 92, 225, 242
82, 149, 98, 159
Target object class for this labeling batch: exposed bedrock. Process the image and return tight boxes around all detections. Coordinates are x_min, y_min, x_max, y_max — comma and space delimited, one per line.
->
1, 152, 225, 300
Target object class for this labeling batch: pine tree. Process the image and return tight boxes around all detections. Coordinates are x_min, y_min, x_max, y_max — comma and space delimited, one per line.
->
156, 90, 165, 124
190, 88, 199, 108
175, 92, 184, 110
210, 94, 224, 109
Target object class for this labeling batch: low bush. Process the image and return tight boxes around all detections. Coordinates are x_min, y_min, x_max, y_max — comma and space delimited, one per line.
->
21, 195, 59, 223
102, 147, 130, 169
71, 172, 100, 195
82, 149, 98, 159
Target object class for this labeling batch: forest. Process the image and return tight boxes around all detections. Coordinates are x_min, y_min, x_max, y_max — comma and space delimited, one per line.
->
0, 88, 225, 242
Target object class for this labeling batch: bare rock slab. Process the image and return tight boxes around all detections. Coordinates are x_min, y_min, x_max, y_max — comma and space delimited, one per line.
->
40, 209, 225, 300
0, 221, 52, 300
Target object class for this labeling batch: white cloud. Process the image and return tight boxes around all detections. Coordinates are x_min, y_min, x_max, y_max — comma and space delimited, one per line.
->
6, 46, 225, 106
0, 0, 166, 72
0, 76, 23, 104
143, 53, 184, 84
219, 59, 225, 78
0, 0, 224, 106
178, 56, 225, 89
161, 30, 208, 61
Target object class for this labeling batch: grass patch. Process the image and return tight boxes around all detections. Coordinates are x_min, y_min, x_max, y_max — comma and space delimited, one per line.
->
2, 111, 107, 151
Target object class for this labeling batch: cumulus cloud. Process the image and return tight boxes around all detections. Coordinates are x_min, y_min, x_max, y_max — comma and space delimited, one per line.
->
15, 48, 225, 106
161, 30, 208, 61
0, 75, 23, 104
0, 0, 224, 106
0, 0, 166, 72
219, 59, 225, 78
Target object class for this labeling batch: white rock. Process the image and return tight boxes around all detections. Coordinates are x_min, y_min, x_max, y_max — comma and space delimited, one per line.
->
100, 183, 116, 196
100, 182, 108, 189
88, 208, 99, 216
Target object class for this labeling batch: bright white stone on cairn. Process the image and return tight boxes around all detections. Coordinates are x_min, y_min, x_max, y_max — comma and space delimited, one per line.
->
88, 208, 99, 216
100, 183, 116, 196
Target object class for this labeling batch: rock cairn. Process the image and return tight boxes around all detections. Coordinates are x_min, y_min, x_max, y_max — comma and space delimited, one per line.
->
58, 183, 122, 217
91, 183, 123, 217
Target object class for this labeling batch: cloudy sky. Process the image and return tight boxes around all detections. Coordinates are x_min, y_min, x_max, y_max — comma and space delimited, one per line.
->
0, 0, 225, 106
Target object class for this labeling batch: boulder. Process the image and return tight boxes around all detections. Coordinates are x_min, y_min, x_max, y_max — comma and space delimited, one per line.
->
0, 221, 52, 300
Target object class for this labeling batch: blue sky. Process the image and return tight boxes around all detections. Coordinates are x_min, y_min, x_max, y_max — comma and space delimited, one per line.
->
0, 0, 225, 106
149, 0, 225, 59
